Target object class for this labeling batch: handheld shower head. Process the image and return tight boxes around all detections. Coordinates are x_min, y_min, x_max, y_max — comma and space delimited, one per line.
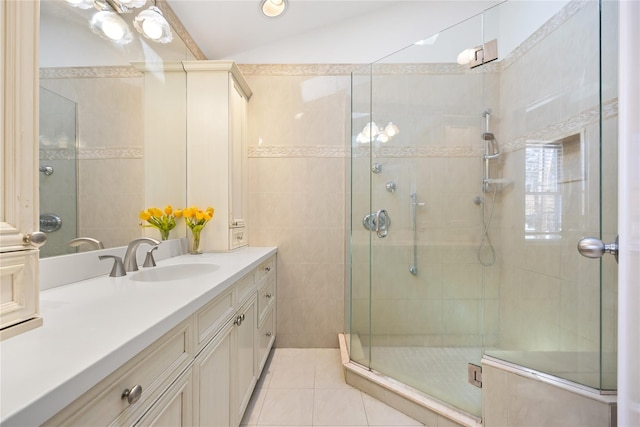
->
483, 134, 500, 159
482, 132, 495, 140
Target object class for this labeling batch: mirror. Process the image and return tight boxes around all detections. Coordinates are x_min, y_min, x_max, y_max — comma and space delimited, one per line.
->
39, 0, 197, 257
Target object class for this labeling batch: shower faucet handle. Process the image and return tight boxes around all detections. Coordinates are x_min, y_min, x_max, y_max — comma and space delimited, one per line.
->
375, 209, 390, 238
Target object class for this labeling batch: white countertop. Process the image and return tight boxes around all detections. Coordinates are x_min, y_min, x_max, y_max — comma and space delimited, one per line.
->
0, 246, 277, 426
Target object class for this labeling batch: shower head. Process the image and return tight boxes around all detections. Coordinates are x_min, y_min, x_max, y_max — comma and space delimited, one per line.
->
482, 133, 500, 159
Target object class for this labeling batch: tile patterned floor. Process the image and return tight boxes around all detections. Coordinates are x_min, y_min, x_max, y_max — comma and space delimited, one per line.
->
241, 348, 424, 427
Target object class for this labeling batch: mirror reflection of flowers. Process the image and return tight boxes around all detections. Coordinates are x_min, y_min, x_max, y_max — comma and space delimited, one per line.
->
139, 205, 176, 241
178, 206, 214, 254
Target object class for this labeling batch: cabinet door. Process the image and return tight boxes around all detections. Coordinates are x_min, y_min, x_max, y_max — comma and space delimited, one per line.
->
134, 369, 193, 427
229, 77, 246, 229
235, 296, 257, 424
195, 320, 233, 427
0, 0, 43, 339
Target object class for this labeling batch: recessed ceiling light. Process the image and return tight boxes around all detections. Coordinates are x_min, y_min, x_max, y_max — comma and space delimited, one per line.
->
261, 0, 287, 17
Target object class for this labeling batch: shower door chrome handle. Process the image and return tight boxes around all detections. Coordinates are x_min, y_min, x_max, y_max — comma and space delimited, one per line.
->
375, 209, 390, 238
577, 236, 619, 264
362, 210, 391, 238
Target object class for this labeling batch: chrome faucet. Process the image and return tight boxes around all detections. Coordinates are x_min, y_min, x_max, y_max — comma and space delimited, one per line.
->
68, 237, 105, 250
123, 237, 161, 272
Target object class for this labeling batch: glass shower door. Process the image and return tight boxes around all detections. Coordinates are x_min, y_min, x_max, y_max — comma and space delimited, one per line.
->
482, 0, 618, 393
364, 14, 488, 417
39, 87, 78, 258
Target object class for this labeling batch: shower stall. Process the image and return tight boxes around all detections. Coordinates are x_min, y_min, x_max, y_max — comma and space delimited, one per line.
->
347, 0, 618, 424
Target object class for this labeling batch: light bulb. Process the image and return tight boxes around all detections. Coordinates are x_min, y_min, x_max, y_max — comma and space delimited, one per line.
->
90, 11, 132, 44
384, 122, 399, 137
134, 6, 173, 43
142, 20, 163, 40
102, 20, 125, 40
457, 48, 473, 65
65, 0, 94, 9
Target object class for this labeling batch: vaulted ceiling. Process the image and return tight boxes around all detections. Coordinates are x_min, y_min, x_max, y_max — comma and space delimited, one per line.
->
166, 1, 499, 64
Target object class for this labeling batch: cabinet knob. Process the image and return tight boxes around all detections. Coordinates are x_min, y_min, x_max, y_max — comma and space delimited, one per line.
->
122, 384, 143, 405
266, 332, 272, 337
265, 293, 272, 299
23, 231, 47, 248
234, 314, 245, 326
264, 266, 271, 272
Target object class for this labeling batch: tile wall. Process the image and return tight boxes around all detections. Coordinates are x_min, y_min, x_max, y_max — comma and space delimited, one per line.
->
242, 66, 352, 348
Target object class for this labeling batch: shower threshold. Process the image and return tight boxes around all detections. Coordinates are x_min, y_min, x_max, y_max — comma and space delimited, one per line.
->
338, 334, 482, 427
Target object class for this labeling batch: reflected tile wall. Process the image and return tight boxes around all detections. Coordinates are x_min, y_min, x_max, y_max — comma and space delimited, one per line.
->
41, 73, 145, 250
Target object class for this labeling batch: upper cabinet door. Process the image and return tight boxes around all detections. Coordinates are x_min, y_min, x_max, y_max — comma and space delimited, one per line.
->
1, 0, 40, 251
183, 61, 252, 252
1, 0, 43, 339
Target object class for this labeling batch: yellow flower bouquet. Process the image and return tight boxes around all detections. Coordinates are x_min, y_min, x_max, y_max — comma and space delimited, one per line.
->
139, 205, 176, 240
177, 206, 214, 254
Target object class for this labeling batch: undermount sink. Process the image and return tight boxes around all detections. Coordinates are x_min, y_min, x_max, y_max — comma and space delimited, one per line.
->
130, 263, 219, 282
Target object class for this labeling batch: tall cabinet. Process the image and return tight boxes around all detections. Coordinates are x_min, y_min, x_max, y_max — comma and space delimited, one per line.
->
184, 61, 252, 252
0, 0, 44, 340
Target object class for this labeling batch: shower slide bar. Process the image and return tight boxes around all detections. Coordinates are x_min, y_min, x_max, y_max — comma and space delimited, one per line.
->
409, 192, 424, 275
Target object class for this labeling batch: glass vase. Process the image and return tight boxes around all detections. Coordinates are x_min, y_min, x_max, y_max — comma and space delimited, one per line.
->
189, 228, 202, 255
159, 228, 170, 241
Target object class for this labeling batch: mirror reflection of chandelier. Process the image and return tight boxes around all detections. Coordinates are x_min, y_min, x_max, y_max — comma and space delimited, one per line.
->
356, 122, 400, 144
65, 0, 173, 45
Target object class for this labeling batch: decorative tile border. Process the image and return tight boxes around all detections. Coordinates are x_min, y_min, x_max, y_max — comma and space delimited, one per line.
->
500, 0, 589, 71
39, 147, 76, 161
502, 98, 618, 153
238, 64, 362, 76
78, 146, 143, 160
40, 146, 144, 160
249, 99, 616, 159
40, 66, 142, 79
248, 145, 348, 158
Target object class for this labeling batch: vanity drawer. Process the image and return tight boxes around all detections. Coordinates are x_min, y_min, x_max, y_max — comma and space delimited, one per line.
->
43, 319, 194, 427
195, 287, 235, 351
256, 255, 275, 284
257, 307, 275, 374
236, 270, 256, 307
257, 274, 276, 325
230, 227, 247, 249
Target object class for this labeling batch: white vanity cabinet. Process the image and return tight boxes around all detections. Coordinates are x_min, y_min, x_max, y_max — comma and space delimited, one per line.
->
42, 320, 195, 427
184, 61, 252, 252
195, 264, 261, 427
257, 256, 277, 373
0, 0, 43, 339
41, 254, 277, 427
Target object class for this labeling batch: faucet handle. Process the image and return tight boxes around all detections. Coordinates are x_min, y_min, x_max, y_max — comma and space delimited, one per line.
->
99, 255, 127, 277
143, 246, 159, 268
